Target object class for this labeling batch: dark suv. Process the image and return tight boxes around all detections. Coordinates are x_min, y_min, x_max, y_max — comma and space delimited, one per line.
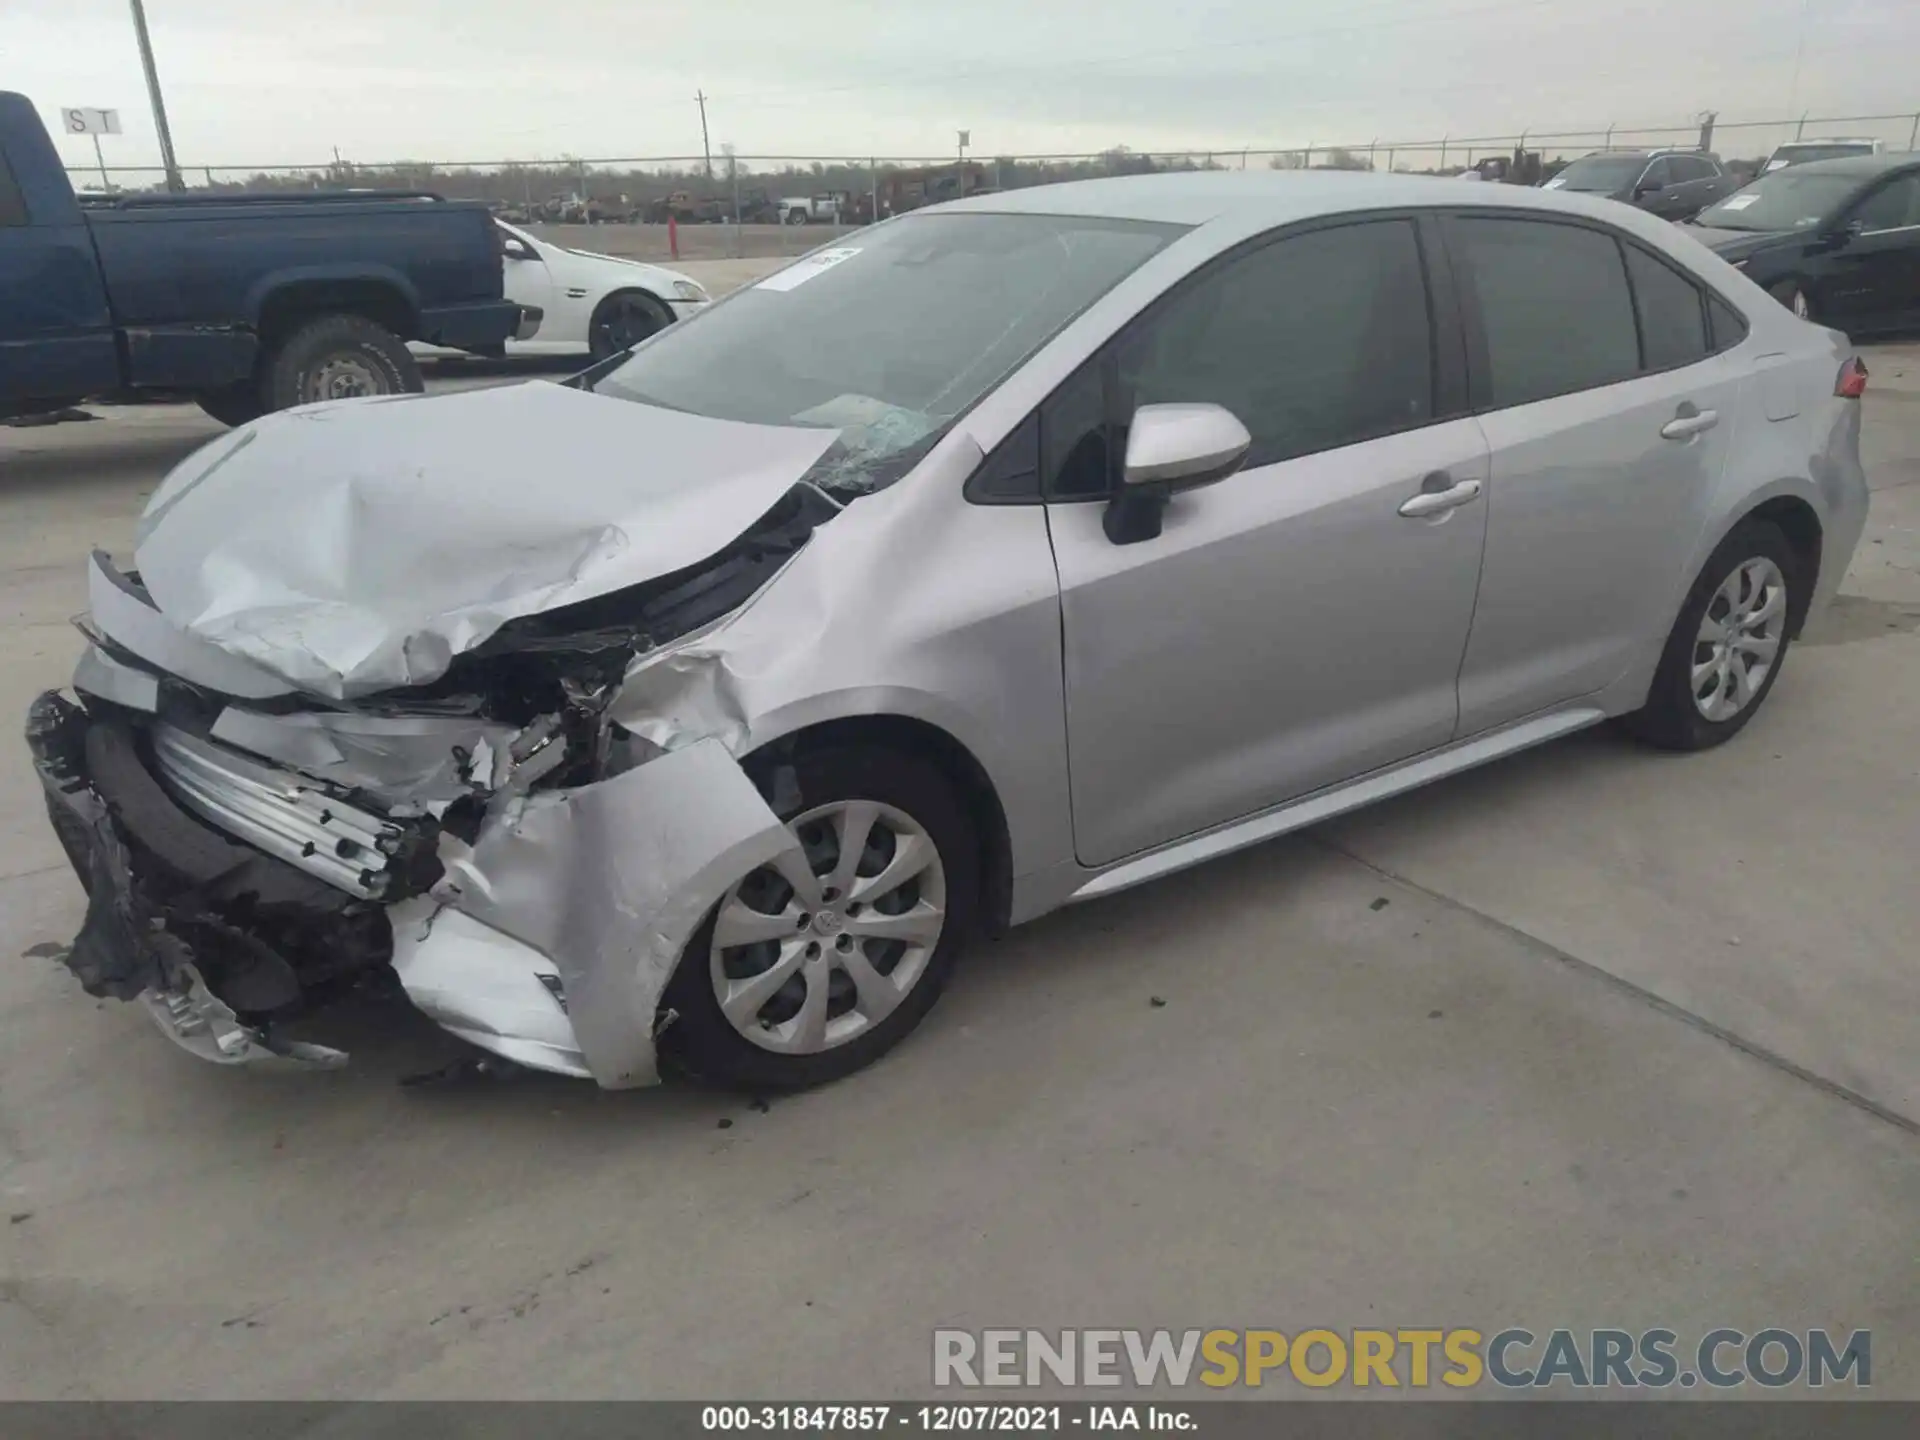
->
1545, 149, 1737, 221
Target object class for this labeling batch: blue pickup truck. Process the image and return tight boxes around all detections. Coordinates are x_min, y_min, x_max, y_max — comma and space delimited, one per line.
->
0, 92, 534, 426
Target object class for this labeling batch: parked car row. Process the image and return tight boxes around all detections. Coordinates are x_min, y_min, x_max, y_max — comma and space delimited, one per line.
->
1533, 140, 1920, 334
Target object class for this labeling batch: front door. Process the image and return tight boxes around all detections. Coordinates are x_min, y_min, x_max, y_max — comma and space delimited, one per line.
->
1442, 215, 1744, 733
1045, 216, 1490, 868
1825, 172, 1920, 334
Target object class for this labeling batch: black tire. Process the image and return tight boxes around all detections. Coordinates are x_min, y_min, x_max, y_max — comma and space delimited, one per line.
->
1770, 280, 1815, 323
262, 313, 423, 413
587, 289, 672, 362
1619, 518, 1801, 752
194, 384, 265, 428
659, 745, 979, 1093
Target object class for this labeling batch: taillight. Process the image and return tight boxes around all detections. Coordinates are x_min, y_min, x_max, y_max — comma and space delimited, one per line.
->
1836, 356, 1868, 399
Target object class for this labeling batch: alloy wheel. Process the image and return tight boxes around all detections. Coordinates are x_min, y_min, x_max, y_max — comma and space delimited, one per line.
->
1691, 557, 1787, 722
709, 800, 947, 1055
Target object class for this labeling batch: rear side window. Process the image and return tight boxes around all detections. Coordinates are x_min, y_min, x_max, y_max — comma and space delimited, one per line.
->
1452, 218, 1640, 408
1707, 294, 1749, 350
1114, 218, 1435, 469
0, 153, 28, 227
1624, 245, 1708, 370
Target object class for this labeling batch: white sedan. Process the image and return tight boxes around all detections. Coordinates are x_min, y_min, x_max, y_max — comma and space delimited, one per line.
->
418, 221, 710, 362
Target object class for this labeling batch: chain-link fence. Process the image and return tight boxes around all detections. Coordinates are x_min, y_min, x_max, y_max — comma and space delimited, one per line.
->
64, 110, 1920, 263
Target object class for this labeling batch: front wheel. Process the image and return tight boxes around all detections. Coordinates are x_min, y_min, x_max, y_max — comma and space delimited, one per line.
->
659, 746, 979, 1092
1771, 280, 1814, 322
263, 314, 423, 412
587, 290, 672, 361
1619, 518, 1800, 751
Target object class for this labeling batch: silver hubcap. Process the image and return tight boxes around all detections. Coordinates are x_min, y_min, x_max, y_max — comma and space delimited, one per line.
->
709, 799, 946, 1055
305, 355, 385, 402
1692, 556, 1787, 722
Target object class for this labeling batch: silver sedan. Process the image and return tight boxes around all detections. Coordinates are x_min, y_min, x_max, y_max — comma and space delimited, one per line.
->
30, 171, 1869, 1092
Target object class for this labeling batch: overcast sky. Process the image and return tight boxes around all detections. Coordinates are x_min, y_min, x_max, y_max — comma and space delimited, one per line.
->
6, 0, 1917, 173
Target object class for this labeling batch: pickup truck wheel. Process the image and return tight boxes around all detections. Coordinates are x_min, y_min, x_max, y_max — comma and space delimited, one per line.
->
195, 384, 265, 428
588, 291, 672, 361
264, 314, 424, 412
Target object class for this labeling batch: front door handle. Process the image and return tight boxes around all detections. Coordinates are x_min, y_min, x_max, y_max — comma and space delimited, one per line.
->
1660, 407, 1720, 440
1398, 477, 1483, 518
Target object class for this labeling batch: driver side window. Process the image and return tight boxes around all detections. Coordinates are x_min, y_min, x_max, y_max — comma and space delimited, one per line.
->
1111, 219, 1435, 473
1853, 175, 1920, 233
1638, 159, 1673, 190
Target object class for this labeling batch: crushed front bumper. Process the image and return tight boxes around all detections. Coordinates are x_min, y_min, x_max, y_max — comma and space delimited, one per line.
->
26, 691, 382, 1069
28, 687, 797, 1087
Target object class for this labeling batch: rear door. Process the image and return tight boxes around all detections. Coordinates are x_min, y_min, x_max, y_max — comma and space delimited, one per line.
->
0, 145, 118, 405
1046, 215, 1491, 867
1445, 214, 1747, 734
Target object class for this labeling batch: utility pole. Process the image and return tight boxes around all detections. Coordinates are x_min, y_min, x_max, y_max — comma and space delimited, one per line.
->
128, 0, 184, 192
957, 129, 969, 197
696, 90, 713, 183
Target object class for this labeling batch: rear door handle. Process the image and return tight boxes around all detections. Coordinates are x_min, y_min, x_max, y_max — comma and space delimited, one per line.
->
1661, 408, 1720, 440
1398, 477, 1483, 518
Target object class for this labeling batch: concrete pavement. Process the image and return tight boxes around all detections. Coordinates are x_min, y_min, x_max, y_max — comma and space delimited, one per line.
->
0, 345, 1916, 1400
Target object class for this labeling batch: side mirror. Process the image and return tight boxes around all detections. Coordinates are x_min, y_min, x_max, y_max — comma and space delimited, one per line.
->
1635, 181, 1664, 198
1103, 403, 1252, 546
503, 238, 535, 261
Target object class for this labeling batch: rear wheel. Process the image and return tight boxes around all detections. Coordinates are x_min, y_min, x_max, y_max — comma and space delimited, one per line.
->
660, 746, 978, 1092
262, 314, 423, 412
1620, 518, 1800, 751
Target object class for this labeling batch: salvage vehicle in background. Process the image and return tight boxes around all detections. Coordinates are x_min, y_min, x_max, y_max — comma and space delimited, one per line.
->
1544, 149, 1736, 220
0, 92, 532, 427
1763, 138, 1884, 173
779, 193, 849, 225
416, 221, 709, 362
29, 173, 1867, 1094
1687, 154, 1920, 332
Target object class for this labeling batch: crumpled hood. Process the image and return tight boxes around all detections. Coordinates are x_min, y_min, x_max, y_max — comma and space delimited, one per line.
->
131, 381, 837, 700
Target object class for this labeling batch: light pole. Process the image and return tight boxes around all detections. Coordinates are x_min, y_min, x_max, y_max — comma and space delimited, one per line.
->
957, 129, 969, 197
128, 0, 184, 192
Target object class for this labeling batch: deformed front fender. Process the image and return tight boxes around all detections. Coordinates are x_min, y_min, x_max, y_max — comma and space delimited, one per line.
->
403, 736, 796, 1087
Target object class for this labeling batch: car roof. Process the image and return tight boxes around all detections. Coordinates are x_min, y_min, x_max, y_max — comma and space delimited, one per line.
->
1764, 152, 1919, 177
932, 168, 1682, 229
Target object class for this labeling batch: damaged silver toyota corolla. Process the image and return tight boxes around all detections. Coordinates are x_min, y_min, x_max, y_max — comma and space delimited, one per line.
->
27, 175, 1869, 1090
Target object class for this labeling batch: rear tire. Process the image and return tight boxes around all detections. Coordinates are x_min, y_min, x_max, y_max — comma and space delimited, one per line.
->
262, 314, 423, 412
659, 745, 979, 1093
1619, 518, 1800, 752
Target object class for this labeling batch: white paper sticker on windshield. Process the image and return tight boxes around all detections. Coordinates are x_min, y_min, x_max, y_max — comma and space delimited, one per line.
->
1542, 177, 1567, 189
1719, 194, 1760, 210
757, 247, 863, 292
